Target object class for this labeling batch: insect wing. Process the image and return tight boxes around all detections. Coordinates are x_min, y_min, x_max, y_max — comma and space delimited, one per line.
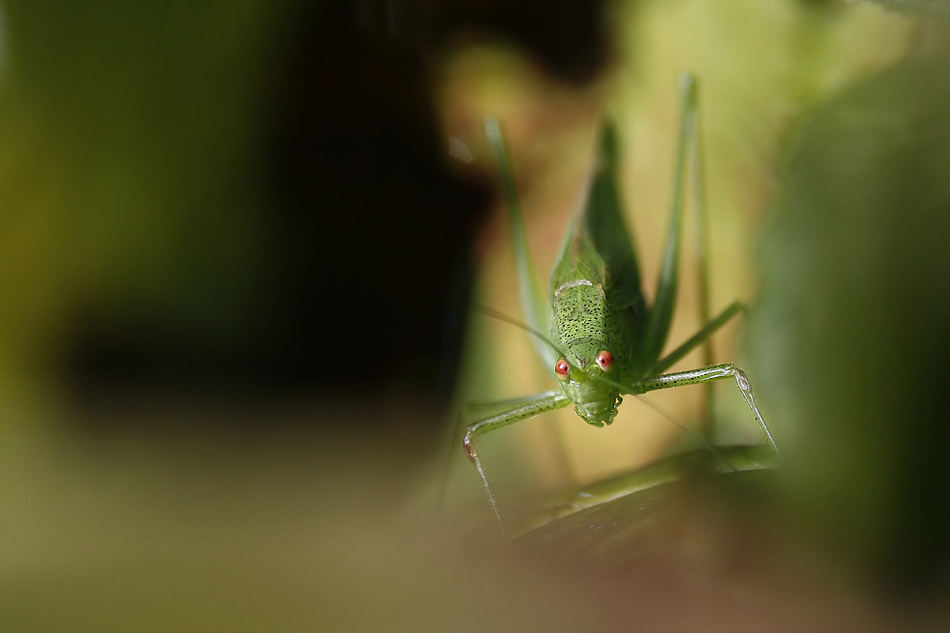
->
581, 121, 645, 315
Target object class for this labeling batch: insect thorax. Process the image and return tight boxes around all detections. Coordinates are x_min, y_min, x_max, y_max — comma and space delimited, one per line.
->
551, 282, 611, 365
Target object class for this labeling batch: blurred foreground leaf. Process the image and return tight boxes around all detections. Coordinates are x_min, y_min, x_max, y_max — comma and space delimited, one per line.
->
748, 53, 950, 590
517, 445, 778, 559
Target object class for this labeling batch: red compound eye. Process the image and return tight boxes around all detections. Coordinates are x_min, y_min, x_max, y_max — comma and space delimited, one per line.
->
554, 359, 570, 379
595, 350, 614, 372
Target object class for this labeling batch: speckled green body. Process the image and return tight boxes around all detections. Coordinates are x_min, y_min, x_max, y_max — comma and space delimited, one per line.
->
550, 227, 638, 426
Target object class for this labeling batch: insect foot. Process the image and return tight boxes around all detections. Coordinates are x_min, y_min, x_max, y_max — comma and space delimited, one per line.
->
462, 435, 476, 463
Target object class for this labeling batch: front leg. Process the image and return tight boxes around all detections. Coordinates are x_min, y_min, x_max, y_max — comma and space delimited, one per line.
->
629, 364, 778, 454
462, 391, 571, 533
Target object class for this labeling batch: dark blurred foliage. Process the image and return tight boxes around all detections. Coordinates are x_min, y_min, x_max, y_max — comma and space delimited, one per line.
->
408, 0, 615, 83
231, 2, 491, 401
43, 2, 489, 408
748, 51, 950, 594
0, 1, 621, 431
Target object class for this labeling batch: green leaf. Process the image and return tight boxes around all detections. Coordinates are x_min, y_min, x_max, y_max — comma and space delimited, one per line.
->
514, 445, 778, 555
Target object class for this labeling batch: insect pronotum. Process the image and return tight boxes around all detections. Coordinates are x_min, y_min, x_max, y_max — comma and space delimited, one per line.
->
462, 74, 778, 532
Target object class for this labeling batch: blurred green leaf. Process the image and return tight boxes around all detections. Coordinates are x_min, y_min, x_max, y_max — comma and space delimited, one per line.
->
516, 445, 777, 555
748, 53, 950, 589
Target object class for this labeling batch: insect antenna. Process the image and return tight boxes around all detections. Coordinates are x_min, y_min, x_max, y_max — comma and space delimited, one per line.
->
580, 369, 738, 472
472, 304, 573, 366
634, 394, 737, 473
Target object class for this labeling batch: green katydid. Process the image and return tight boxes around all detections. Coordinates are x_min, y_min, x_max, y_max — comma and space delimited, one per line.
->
463, 74, 778, 530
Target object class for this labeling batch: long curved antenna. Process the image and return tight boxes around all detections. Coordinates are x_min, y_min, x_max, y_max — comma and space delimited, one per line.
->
473, 304, 572, 366
581, 368, 739, 469
633, 394, 737, 471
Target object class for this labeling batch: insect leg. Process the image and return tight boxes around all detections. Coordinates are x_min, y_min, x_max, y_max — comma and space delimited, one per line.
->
462, 391, 571, 533
685, 74, 717, 432
464, 391, 568, 417
484, 117, 557, 371
628, 364, 779, 454
648, 301, 745, 375
638, 74, 699, 366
